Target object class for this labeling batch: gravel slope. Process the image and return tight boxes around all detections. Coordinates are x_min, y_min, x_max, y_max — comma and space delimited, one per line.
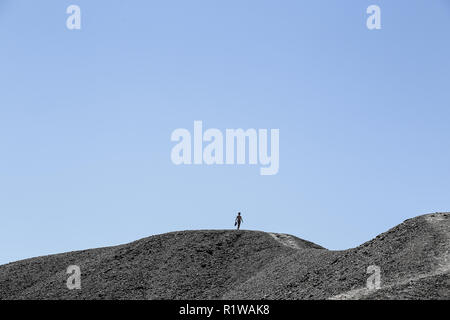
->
0, 212, 448, 300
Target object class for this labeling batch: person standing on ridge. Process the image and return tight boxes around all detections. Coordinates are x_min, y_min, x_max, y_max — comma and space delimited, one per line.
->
235, 212, 243, 230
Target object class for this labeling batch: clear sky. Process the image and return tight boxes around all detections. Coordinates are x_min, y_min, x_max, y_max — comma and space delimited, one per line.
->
1, 0, 450, 265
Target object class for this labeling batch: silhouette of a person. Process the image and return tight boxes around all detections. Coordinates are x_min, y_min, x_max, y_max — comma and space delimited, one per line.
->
235, 212, 243, 230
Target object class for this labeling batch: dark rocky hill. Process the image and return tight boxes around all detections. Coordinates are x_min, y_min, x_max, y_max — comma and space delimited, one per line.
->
0, 212, 448, 300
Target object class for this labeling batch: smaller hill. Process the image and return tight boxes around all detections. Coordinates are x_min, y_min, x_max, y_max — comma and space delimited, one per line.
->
0, 212, 448, 300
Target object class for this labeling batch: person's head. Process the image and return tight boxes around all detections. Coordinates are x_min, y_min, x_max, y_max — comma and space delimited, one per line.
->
238, 212, 241, 215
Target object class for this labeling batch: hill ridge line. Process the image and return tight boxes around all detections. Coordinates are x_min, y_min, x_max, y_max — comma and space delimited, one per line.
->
1, 212, 448, 300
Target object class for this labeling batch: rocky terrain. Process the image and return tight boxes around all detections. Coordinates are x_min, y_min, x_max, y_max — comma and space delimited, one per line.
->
0, 212, 448, 300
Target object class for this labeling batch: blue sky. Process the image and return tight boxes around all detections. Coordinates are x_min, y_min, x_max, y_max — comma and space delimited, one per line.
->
1, 0, 449, 265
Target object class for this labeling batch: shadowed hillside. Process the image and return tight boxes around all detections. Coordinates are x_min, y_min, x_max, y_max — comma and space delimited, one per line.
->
0, 212, 448, 300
